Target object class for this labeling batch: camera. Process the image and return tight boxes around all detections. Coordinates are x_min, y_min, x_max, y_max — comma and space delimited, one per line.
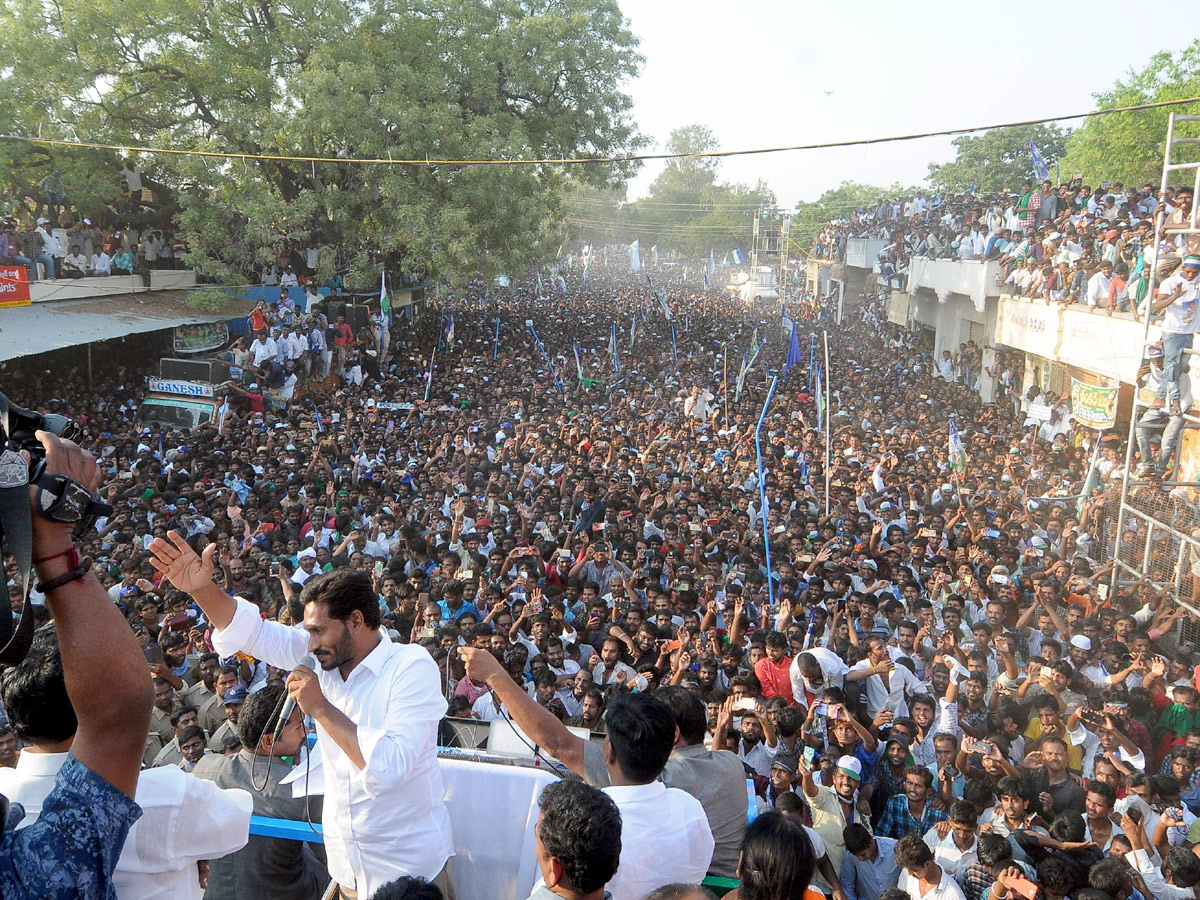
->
0, 391, 84, 481
0, 392, 87, 667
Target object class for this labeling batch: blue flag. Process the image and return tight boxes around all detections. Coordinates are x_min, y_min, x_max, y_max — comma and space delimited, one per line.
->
731, 248, 745, 265
784, 324, 801, 381
1029, 139, 1049, 182
628, 240, 641, 273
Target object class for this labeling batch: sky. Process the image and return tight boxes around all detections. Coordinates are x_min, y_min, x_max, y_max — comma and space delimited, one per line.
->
618, 0, 1193, 207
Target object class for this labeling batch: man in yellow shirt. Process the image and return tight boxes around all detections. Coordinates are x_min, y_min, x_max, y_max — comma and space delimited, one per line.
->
1024, 694, 1083, 772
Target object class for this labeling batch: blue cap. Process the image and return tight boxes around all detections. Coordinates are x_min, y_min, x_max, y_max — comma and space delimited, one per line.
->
222, 687, 249, 705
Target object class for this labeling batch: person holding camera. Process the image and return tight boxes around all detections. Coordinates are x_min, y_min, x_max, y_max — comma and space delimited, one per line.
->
0, 429, 153, 896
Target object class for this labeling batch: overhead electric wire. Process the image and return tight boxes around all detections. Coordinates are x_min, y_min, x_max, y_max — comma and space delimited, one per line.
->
1, 96, 1196, 168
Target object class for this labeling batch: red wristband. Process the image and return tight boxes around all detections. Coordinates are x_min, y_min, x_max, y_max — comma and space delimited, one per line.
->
34, 546, 81, 567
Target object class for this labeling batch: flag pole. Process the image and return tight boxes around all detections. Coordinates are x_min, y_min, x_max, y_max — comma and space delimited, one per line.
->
723, 344, 730, 426
755, 374, 780, 609
823, 329, 831, 516
424, 341, 438, 402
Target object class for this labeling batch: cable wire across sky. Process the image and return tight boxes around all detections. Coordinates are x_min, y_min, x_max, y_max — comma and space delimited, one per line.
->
1, 96, 1197, 168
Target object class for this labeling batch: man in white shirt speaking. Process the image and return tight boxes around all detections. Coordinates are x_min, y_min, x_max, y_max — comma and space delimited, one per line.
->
148, 532, 454, 900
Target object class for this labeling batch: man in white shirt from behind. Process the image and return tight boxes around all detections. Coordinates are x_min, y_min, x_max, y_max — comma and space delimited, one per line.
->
0, 626, 252, 899
148, 533, 454, 900
459, 646, 714, 900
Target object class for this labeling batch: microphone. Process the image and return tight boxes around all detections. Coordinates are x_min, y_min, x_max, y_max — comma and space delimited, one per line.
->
274, 653, 316, 742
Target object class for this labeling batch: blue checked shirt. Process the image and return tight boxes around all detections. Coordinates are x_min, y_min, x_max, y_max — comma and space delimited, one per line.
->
876, 792, 948, 839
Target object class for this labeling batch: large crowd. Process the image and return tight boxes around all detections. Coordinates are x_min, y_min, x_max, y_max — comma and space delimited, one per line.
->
812, 179, 1200, 315
1, 251, 1200, 900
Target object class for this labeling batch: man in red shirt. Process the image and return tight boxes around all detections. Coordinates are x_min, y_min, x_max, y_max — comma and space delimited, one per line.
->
226, 382, 265, 414
331, 314, 353, 377
754, 632, 794, 703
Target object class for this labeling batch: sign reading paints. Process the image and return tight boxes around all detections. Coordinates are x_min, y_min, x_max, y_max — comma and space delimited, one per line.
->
148, 377, 214, 398
0, 266, 31, 308
1070, 378, 1118, 429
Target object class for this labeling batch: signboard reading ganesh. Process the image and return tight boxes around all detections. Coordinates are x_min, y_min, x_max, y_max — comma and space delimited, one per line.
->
173, 321, 229, 354
148, 377, 214, 398
0, 265, 31, 308
1070, 378, 1118, 430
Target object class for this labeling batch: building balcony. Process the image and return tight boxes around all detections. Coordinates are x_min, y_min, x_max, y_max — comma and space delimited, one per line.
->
907, 256, 1004, 313
844, 238, 888, 270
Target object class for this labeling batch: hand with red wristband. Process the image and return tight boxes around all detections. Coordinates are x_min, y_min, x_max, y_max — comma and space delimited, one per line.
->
28, 432, 100, 592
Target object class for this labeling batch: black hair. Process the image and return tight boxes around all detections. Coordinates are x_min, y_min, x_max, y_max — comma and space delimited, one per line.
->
1034, 693, 1061, 712
773, 706, 805, 739
894, 833, 934, 869
1037, 856, 1078, 895
948, 800, 978, 826
237, 682, 286, 751
1165, 846, 1200, 887
843, 823, 873, 855
1085, 780, 1117, 810
656, 685, 707, 746
369, 877, 444, 900
177, 724, 206, 747
996, 776, 1027, 802
905, 765, 933, 789
1088, 858, 1129, 897
1152, 773, 1182, 801
737, 811, 816, 900
976, 832, 1012, 869
1, 624, 76, 745
963, 778, 995, 811
765, 632, 787, 649
1049, 812, 1085, 843
170, 705, 198, 729
604, 692, 675, 783
774, 791, 805, 817
537, 780, 622, 893
300, 568, 382, 629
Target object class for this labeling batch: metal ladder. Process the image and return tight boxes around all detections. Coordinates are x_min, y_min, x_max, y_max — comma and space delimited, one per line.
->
1109, 111, 1200, 609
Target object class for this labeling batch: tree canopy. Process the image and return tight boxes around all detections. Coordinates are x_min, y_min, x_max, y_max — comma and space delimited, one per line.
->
925, 124, 1070, 194
565, 123, 776, 258
1061, 41, 1200, 189
0, 0, 645, 286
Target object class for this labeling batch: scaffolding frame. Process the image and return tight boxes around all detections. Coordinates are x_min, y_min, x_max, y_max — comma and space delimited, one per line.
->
1109, 111, 1200, 627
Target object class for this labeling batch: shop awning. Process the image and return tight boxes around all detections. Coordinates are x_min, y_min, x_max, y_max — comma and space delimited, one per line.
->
0, 292, 255, 361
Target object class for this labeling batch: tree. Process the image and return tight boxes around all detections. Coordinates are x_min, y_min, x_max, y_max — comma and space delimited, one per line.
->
562, 123, 778, 257
649, 124, 722, 199
0, 0, 645, 285
1062, 42, 1200, 188
793, 181, 900, 227
925, 124, 1070, 193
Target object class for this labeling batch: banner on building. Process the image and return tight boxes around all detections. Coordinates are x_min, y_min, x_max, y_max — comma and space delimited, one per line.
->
1070, 378, 1118, 429
173, 321, 230, 354
887, 290, 910, 326
0, 266, 31, 308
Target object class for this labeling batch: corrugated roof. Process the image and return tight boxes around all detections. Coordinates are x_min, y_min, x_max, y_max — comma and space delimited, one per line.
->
0, 292, 255, 360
